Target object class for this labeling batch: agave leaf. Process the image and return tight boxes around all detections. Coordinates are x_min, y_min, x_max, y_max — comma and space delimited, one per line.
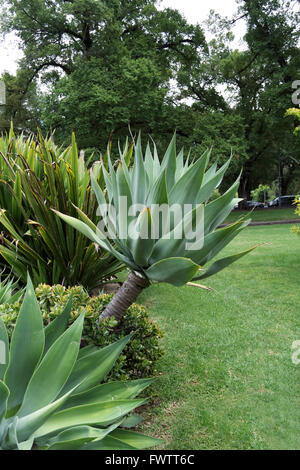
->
60, 378, 156, 410
110, 429, 161, 450
161, 133, 176, 191
197, 158, 231, 204
120, 414, 143, 428
4, 275, 45, 417
169, 149, 209, 206
150, 204, 204, 261
44, 295, 73, 355
130, 207, 155, 266
16, 385, 77, 442
18, 312, 85, 417
193, 245, 259, 280
58, 335, 132, 397
0, 380, 9, 422
33, 399, 147, 439
204, 177, 241, 234
188, 218, 251, 266
0, 317, 9, 381
144, 142, 154, 183
202, 160, 217, 184
146, 257, 200, 286
43, 422, 122, 450
132, 133, 147, 204
77, 344, 98, 360
80, 434, 138, 450
146, 170, 169, 206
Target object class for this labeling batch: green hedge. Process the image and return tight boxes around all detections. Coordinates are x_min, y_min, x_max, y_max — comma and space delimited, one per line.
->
0, 283, 164, 381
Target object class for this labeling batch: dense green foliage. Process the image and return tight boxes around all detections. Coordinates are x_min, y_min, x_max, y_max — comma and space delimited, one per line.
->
0, 126, 125, 289
0, 276, 160, 450
250, 184, 274, 203
1, 0, 299, 195
1, 283, 164, 381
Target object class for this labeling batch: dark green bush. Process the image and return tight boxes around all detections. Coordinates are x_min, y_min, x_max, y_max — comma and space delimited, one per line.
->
0, 283, 164, 381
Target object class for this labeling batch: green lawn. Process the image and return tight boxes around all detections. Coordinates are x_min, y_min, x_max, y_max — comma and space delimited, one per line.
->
138, 224, 300, 450
225, 207, 297, 224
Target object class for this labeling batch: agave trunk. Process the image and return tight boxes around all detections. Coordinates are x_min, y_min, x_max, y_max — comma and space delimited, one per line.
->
99, 271, 150, 322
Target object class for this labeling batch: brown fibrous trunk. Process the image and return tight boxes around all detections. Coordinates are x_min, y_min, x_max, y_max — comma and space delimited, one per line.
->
98, 271, 150, 323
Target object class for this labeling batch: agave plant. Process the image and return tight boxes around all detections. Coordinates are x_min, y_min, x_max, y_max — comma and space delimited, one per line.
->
55, 134, 256, 322
0, 275, 24, 305
0, 125, 129, 290
0, 276, 160, 450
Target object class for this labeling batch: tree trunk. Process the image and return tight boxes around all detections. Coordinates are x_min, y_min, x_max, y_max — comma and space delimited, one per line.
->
98, 271, 150, 323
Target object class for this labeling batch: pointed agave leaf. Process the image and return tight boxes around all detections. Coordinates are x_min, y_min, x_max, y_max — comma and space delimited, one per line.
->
130, 207, 155, 267
58, 335, 132, 397
175, 147, 184, 181
193, 245, 259, 281
0, 380, 9, 422
146, 257, 200, 286
16, 386, 77, 442
0, 316, 9, 380
132, 133, 147, 204
169, 149, 209, 206
80, 434, 138, 450
197, 158, 231, 204
43, 295, 73, 355
146, 170, 169, 206
116, 162, 133, 240
204, 177, 241, 233
150, 204, 204, 261
43, 423, 121, 450
60, 378, 156, 410
202, 160, 217, 184
4, 275, 45, 417
189, 218, 251, 266
144, 143, 154, 183
18, 313, 85, 417
161, 133, 177, 191
33, 398, 147, 439
110, 429, 161, 450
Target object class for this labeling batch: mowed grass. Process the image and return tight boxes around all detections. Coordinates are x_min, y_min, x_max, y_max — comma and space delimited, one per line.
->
225, 207, 297, 224
138, 225, 300, 450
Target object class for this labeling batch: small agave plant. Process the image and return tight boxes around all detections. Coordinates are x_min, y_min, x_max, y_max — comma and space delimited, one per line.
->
56, 134, 256, 322
0, 275, 24, 305
0, 276, 160, 450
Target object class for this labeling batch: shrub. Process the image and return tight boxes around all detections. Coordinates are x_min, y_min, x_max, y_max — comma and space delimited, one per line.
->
0, 283, 164, 381
291, 195, 300, 236
0, 124, 129, 290
250, 184, 274, 203
0, 276, 160, 450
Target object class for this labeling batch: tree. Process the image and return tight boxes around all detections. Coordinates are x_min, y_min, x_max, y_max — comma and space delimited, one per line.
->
0, 70, 38, 132
0, 0, 207, 148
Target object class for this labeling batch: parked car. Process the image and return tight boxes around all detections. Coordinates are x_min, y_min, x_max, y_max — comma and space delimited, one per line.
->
268, 198, 278, 207
247, 200, 265, 209
268, 195, 297, 207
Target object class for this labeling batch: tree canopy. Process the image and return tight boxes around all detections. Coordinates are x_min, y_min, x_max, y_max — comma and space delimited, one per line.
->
1, 0, 299, 196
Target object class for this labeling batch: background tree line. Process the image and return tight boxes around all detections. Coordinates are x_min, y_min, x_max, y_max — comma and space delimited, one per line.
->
0, 0, 299, 198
